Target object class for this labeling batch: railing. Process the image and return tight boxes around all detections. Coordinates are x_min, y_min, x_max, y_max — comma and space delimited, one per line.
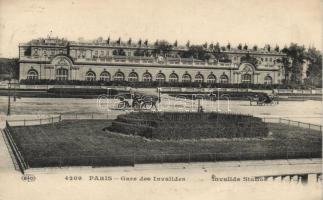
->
6, 116, 62, 127
262, 117, 322, 131
61, 113, 116, 120
3, 121, 29, 173
6, 113, 119, 127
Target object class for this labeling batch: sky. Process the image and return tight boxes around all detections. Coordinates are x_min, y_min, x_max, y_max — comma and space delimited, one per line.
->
0, 0, 322, 58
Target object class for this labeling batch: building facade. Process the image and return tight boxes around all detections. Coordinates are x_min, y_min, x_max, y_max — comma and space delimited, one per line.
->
19, 37, 286, 85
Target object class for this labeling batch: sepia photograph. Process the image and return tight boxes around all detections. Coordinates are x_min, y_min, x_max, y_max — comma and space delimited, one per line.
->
0, 0, 322, 199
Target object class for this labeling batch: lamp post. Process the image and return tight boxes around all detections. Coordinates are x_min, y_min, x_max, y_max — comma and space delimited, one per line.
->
7, 78, 11, 115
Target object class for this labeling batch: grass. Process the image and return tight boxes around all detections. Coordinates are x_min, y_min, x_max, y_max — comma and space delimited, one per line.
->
9, 119, 322, 168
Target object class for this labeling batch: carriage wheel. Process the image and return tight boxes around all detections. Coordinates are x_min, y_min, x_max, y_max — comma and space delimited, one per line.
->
117, 102, 126, 109
133, 102, 141, 110
142, 101, 153, 110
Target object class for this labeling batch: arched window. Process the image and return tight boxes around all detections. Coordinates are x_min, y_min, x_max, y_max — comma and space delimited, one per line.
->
128, 72, 138, 82
142, 72, 152, 82
100, 71, 110, 82
182, 73, 191, 83
114, 71, 125, 81
56, 68, 68, 81
220, 74, 229, 84
207, 74, 216, 83
27, 69, 38, 80
156, 73, 166, 83
241, 74, 252, 84
194, 74, 204, 83
86, 71, 96, 81
169, 73, 179, 83
264, 75, 272, 85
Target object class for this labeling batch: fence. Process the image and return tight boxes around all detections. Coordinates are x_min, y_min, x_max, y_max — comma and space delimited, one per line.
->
263, 117, 322, 132
3, 121, 29, 173
61, 113, 113, 120
6, 116, 62, 126
5, 113, 322, 132
29, 150, 322, 168
6, 113, 120, 127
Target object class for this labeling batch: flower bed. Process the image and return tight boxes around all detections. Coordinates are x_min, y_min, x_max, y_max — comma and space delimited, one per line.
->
107, 112, 268, 139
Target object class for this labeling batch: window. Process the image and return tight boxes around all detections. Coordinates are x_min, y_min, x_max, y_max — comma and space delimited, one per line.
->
207, 74, 216, 83
93, 50, 98, 58
169, 73, 179, 83
220, 74, 229, 84
27, 69, 38, 80
265, 57, 268, 62
128, 72, 138, 82
241, 74, 252, 84
114, 71, 125, 81
86, 71, 96, 81
156, 73, 166, 83
56, 68, 68, 81
100, 71, 110, 82
142, 72, 152, 82
182, 73, 191, 83
194, 74, 204, 83
33, 48, 39, 56
264, 75, 272, 85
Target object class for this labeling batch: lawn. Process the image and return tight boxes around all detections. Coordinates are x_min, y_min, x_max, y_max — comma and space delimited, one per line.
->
9, 119, 322, 168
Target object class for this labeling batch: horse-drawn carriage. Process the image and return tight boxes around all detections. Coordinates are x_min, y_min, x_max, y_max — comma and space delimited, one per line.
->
247, 93, 279, 106
117, 93, 159, 110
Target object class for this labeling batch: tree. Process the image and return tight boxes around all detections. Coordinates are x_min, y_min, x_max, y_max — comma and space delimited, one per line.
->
128, 38, 132, 45
226, 43, 231, 50
282, 43, 306, 84
116, 37, 121, 45
0, 58, 19, 80
202, 42, 208, 49
184, 45, 205, 60
274, 45, 280, 52
174, 40, 178, 47
237, 44, 242, 50
243, 44, 248, 50
214, 42, 220, 52
253, 45, 258, 51
304, 47, 322, 87
276, 56, 291, 83
153, 40, 173, 56
208, 43, 214, 51
186, 41, 190, 48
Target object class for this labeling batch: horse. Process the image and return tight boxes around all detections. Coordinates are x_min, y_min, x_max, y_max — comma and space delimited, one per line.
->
117, 94, 159, 111
248, 94, 276, 106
